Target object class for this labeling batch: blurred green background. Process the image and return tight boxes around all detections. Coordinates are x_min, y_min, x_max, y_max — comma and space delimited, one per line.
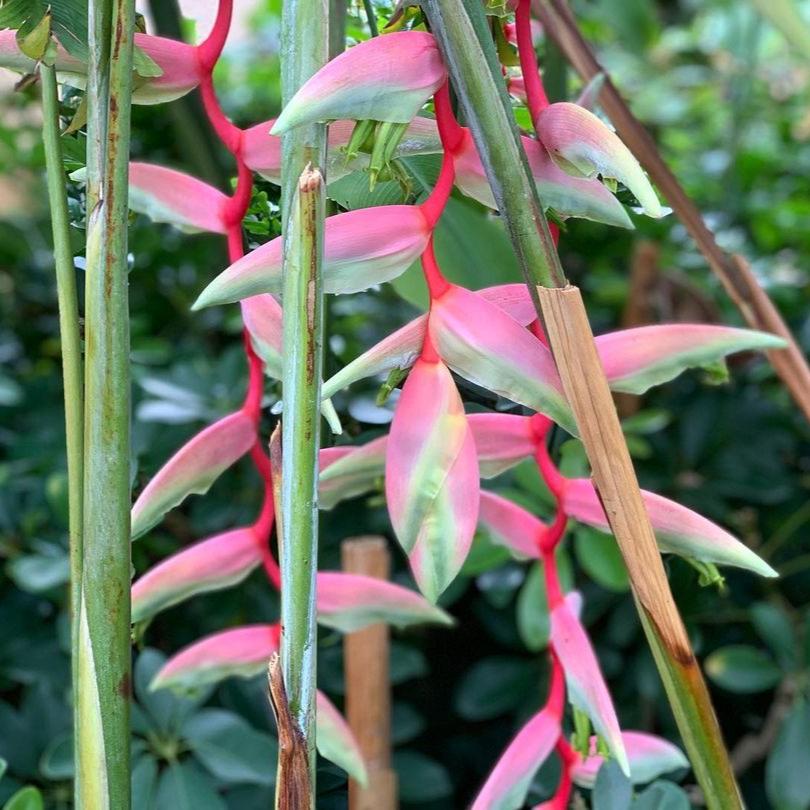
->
1, 0, 810, 807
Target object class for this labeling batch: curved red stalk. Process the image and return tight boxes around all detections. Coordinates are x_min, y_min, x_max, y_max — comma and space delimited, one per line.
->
196, 0, 280, 589
515, 0, 549, 130
547, 735, 577, 810
420, 82, 461, 229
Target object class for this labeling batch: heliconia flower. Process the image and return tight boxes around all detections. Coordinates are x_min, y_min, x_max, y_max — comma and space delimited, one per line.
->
596, 324, 786, 394
550, 595, 629, 774
151, 626, 368, 782
70, 162, 229, 233
316, 572, 452, 632
478, 490, 544, 560
128, 163, 229, 234
469, 414, 537, 478
193, 205, 431, 309
385, 357, 479, 602
270, 31, 446, 135
315, 691, 368, 786
571, 732, 689, 788
453, 129, 633, 229
131, 410, 256, 540
151, 624, 280, 691
321, 284, 536, 399
243, 116, 442, 186
429, 284, 577, 435
471, 708, 561, 810
318, 436, 387, 510
132, 527, 264, 623
536, 102, 663, 218
563, 478, 777, 577
0, 31, 200, 104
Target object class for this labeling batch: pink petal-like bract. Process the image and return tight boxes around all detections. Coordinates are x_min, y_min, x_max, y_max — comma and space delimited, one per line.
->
194, 205, 431, 308
316, 571, 452, 633
318, 436, 387, 510
241, 294, 284, 378
595, 324, 785, 395
472, 708, 560, 810
429, 285, 576, 434
478, 491, 543, 560
321, 283, 537, 400
316, 691, 368, 785
0, 32, 200, 104
385, 358, 480, 602
133, 34, 201, 104
468, 413, 536, 478
563, 478, 776, 577
572, 731, 689, 788
151, 624, 280, 691
271, 31, 447, 134
550, 597, 629, 773
128, 162, 228, 234
536, 102, 662, 217
131, 527, 264, 623
131, 411, 256, 540
453, 129, 632, 228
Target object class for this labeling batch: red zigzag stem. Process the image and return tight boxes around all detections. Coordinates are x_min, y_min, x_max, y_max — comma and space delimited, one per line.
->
196, 0, 281, 589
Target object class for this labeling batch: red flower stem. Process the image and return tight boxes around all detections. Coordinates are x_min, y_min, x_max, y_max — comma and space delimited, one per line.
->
420, 82, 461, 229
515, 0, 549, 130
198, 0, 280, 589
547, 735, 577, 810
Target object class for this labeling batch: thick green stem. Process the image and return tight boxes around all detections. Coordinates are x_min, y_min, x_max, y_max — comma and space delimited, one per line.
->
40, 63, 83, 805
422, 2, 741, 806
78, 0, 135, 806
279, 0, 328, 796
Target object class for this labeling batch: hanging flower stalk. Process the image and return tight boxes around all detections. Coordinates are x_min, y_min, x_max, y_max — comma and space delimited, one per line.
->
16, 4, 791, 805
193, 7, 783, 806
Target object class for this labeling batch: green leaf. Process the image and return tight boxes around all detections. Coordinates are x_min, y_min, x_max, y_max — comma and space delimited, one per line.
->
593, 760, 632, 810
181, 709, 277, 787
454, 656, 538, 720
574, 526, 630, 593
154, 761, 227, 810
766, 700, 810, 810
517, 563, 550, 652
39, 733, 73, 780
392, 196, 520, 310
393, 751, 453, 803
327, 171, 408, 209
705, 645, 782, 693
632, 781, 690, 810
2, 787, 43, 810
751, 602, 795, 670
132, 756, 159, 809
7, 545, 69, 594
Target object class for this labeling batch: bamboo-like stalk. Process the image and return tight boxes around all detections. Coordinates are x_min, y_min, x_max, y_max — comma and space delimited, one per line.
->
40, 63, 83, 806
537, 0, 810, 424
421, 3, 742, 806
78, 0, 135, 805
279, 165, 327, 802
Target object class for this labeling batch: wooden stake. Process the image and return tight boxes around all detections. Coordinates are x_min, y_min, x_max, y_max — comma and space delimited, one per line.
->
538, 0, 810, 424
537, 284, 742, 806
342, 537, 398, 810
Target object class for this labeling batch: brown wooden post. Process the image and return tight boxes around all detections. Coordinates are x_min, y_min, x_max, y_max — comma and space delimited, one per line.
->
342, 537, 398, 810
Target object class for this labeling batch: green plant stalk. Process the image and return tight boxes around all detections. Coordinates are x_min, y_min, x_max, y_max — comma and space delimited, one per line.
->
78, 0, 135, 806
421, 2, 741, 806
40, 62, 83, 804
279, 0, 328, 794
